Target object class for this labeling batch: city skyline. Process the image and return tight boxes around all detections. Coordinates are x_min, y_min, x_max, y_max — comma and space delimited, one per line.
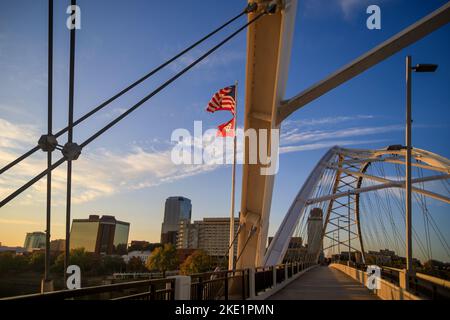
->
1, 0, 449, 264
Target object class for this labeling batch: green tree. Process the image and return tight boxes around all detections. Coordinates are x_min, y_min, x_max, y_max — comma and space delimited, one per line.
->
146, 244, 178, 277
0, 252, 29, 273
52, 248, 100, 274
126, 256, 147, 273
29, 251, 45, 272
180, 250, 213, 275
101, 255, 125, 274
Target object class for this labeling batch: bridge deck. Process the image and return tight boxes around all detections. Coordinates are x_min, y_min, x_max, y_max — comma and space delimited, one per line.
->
269, 266, 379, 300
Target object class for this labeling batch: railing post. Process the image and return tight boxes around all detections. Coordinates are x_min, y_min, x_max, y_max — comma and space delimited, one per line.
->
198, 277, 203, 301
241, 270, 246, 300
272, 266, 277, 288
285, 263, 289, 280
168, 275, 191, 300
224, 272, 229, 301
249, 268, 256, 299
149, 283, 155, 300
165, 280, 172, 300
399, 269, 408, 290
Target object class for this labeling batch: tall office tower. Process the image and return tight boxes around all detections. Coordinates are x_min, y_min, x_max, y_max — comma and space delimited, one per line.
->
307, 208, 323, 256
23, 232, 46, 251
70, 215, 130, 255
161, 197, 192, 245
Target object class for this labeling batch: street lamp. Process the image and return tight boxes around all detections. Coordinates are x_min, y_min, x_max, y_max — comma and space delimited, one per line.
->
412, 64, 439, 73
405, 56, 438, 290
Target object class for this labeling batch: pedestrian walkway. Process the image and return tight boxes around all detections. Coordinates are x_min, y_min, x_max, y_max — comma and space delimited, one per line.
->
270, 266, 379, 300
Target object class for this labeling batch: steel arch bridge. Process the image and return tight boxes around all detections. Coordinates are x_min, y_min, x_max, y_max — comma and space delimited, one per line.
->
0, 0, 449, 276
236, 0, 450, 269
264, 145, 450, 267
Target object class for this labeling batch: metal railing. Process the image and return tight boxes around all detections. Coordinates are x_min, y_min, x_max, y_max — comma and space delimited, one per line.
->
1, 278, 175, 301
190, 269, 249, 300
253, 262, 315, 297
2, 261, 317, 300
254, 266, 273, 295
407, 274, 450, 300
333, 261, 450, 300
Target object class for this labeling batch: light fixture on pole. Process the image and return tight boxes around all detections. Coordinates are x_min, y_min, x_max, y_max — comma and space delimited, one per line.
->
405, 56, 437, 291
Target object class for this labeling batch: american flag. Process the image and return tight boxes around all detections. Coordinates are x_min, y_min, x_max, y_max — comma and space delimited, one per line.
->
206, 85, 236, 137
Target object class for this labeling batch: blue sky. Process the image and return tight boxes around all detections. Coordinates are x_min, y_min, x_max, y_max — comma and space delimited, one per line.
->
0, 0, 449, 261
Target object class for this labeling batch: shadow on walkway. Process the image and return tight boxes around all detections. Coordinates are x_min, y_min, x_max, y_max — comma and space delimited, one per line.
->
269, 266, 379, 300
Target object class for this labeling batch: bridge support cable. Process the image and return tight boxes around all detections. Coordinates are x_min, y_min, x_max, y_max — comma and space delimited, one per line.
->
395, 163, 450, 259
0, 8, 269, 208
44, 0, 53, 285
263, 147, 339, 266
267, 146, 449, 267
216, 223, 244, 270
63, 0, 78, 280
79, 11, 267, 149
318, 153, 368, 263
0, 3, 258, 176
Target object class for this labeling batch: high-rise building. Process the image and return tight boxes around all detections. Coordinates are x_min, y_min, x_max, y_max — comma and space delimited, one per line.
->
176, 218, 239, 257
161, 197, 192, 245
23, 232, 46, 251
70, 215, 130, 255
307, 208, 323, 255
50, 239, 65, 253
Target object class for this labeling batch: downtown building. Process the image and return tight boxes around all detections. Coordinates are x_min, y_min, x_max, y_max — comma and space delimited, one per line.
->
70, 215, 130, 255
176, 218, 239, 257
23, 231, 46, 252
268, 237, 307, 262
160, 197, 192, 245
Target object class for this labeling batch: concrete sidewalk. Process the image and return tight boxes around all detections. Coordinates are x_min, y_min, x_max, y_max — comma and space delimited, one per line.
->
269, 266, 379, 300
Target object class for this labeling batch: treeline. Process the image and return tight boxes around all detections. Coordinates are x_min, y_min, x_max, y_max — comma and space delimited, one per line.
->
0, 244, 225, 277
0, 248, 126, 276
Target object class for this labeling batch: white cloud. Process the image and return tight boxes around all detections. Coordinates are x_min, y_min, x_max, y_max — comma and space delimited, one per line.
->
280, 139, 385, 154
303, 0, 386, 20
0, 118, 37, 149
0, 118, 223, 206
282, 115, 374, 128
0, 114, 420, 206
0, 218, 63, 227
281, 124, 403, 145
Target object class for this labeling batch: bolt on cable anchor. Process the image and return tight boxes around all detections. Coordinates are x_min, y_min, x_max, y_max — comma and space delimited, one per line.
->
38, 134, 59, 152
266, 2, 278, 14
245, 2, 258, 13
61, 142, 82, 161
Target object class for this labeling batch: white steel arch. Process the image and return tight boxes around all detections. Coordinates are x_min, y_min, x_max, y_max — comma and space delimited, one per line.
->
237, 1, 450, 268
263, 146, 450, 267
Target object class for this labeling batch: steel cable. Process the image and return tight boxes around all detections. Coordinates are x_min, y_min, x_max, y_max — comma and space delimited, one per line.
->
0, 10, 267, 208
0, 7, 251, 176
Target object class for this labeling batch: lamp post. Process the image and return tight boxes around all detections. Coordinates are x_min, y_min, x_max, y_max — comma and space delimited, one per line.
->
405, 56, 437, 290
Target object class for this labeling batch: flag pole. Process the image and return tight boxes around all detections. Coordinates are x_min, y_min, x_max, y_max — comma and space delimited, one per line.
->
228, 81, 238, 270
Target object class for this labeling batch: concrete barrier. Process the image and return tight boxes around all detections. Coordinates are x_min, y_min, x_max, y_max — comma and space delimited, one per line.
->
329, 263, 421, 300
168, 276, 191, 300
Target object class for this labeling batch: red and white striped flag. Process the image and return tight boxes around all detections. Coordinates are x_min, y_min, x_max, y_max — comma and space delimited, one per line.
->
206, 85, 236, 137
